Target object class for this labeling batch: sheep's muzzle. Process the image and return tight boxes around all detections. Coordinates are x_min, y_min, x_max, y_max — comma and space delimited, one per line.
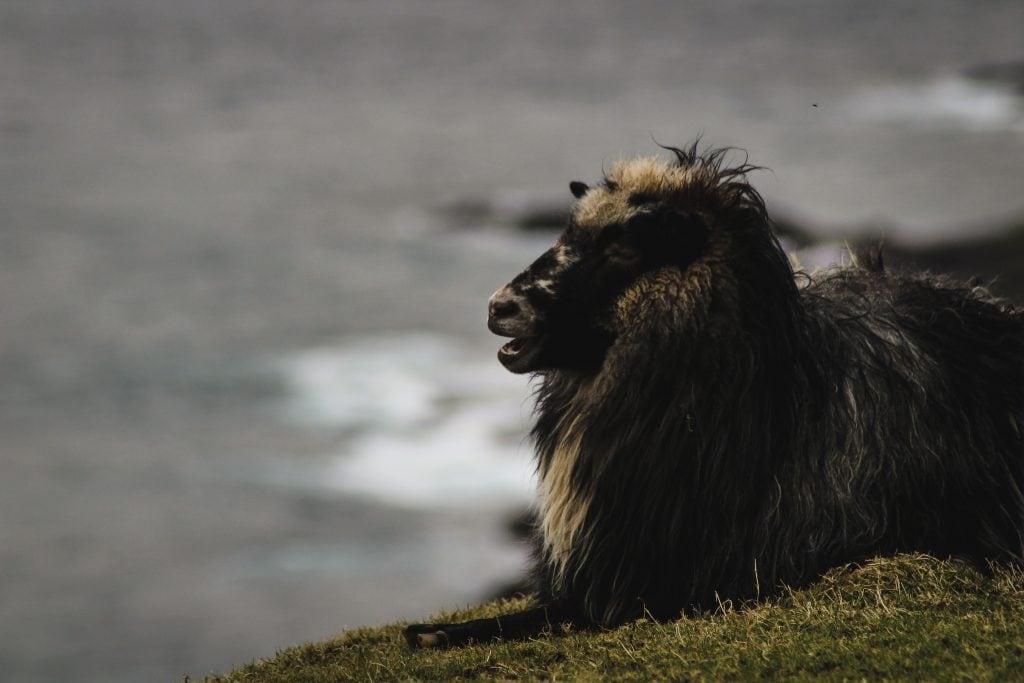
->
488, 287, 544, 373
495, 335, 544, 373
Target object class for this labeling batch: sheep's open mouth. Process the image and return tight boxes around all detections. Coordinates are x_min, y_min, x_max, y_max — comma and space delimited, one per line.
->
497, 336, 544, 373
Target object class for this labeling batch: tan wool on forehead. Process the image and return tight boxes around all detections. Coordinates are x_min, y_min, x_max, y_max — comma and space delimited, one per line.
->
573, 156, 698, 228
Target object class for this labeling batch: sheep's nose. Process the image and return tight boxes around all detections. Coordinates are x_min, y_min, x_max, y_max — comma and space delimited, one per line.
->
488, 287, 536, 337
488, 294, 521, 320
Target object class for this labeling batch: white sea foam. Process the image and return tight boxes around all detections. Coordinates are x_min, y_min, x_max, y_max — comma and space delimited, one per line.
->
849, 77, 1023, 133
278, 334, 457, 430
275, 333, 536, 510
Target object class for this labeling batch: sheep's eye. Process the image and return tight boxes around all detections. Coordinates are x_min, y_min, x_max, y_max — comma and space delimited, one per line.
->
604, 242, 641, 265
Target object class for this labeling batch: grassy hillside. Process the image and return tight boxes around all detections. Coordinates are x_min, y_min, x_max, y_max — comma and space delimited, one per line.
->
199, 554, 1024, 681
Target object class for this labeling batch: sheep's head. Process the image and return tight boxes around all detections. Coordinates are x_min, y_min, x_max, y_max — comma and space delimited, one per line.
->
488, 147, 771, 374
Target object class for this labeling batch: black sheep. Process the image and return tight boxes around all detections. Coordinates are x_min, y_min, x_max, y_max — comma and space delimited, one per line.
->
404, 144, 1024, 648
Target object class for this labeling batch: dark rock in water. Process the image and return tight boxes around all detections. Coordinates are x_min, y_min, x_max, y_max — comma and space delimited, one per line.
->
484, 577, 536, 602
440, 199, 494, 229
886, 217, 1024, 301
770, 213, 815, 248
964, 61, 1024, 95
438, 195, 570, 233
479, 507, 538, 602
777, 210, 1024, 302
515, 206, 571, 232
505, 507, 536, 539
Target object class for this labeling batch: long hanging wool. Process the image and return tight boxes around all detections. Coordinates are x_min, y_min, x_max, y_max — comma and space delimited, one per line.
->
404, 144, 1024, 648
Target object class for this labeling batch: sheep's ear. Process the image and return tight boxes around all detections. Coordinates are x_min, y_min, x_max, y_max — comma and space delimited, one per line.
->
569, 181, 590, 198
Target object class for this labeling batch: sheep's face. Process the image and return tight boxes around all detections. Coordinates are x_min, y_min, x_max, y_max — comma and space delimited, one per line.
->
488, 157, 709, 374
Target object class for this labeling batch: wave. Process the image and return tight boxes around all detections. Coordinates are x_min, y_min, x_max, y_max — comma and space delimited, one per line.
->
848, 76, 1023, 133
274, 333, 536, 510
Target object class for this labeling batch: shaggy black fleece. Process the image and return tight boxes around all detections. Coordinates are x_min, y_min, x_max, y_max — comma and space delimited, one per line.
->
404, 144, 1024, 648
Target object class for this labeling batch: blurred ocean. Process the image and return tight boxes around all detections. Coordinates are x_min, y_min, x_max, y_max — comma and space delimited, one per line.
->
1, 1, 1022, 680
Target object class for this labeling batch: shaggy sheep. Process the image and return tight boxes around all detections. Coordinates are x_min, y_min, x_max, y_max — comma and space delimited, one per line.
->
404, 144, 1024, 648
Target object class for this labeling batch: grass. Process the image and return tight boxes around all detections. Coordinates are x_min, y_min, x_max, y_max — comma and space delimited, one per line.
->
198, 554, 1024, 681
